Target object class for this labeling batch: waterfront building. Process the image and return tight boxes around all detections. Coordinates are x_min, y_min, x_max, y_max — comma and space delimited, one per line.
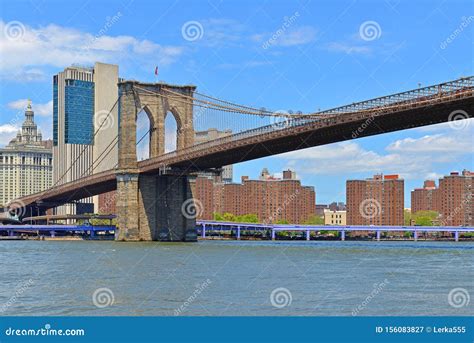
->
411, 180, 440, 214
194, 128, 233, 183
0, 102, 52, 207
346, 174, 404, 226
315, 204, 329, 216
324, 210, 347, 226
438, 170, 473, 226
192, 168, 315, 224
53, 62, 119, 215
316, 202, 346, 216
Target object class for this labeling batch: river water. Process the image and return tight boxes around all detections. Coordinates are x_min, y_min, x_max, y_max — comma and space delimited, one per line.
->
0, 240, 472, 316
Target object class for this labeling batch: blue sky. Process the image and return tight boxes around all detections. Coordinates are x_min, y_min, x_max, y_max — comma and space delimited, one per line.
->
0, 0, 473, 206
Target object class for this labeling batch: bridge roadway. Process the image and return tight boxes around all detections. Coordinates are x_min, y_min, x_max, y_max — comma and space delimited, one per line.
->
15, 78, 474, 210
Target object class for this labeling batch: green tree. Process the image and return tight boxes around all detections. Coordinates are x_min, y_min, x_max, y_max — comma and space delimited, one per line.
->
213, 212, 224, 221
238, 214, 259, 223
412, 210, 439, 226
274, 219, 289, 224
304, 215, 324, 225
223, 212, 236, 222
404, 209, 412, 226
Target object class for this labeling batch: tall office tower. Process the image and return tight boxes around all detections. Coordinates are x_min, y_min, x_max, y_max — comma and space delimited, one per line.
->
0, 102, 52, 207
346, 174, 404, 226
438, 170, 473, 226
53, 62, 119, 215
411, 180, 440, 214
194, 128, 233, 183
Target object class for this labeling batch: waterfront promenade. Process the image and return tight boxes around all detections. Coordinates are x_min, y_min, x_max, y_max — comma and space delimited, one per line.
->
1, 220, 473, 242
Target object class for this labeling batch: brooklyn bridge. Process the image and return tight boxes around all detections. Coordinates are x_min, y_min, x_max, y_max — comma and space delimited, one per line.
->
8, 76, 474, 241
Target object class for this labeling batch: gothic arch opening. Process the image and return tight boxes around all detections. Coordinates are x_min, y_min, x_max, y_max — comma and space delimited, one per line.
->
136, 107, 153, 161
164, 110, 181, 153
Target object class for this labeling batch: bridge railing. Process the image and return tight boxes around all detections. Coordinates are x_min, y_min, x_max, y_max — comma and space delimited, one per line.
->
318, 76, 474, 114
141, 76, 474, 167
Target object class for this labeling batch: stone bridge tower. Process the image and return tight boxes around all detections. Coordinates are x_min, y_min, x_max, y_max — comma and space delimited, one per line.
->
116, 81, 197, 241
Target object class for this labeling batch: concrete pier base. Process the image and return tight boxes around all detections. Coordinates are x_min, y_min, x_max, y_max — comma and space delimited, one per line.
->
116, 173, 197, 242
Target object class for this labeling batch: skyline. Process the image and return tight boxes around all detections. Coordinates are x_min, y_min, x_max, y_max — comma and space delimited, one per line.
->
1, 0, 473, 206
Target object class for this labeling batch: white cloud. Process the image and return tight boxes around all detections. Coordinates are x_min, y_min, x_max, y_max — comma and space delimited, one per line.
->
273, 26, 317, 47
8, 99, 53, 117
325, 42, 372, 55
0, 124, 18, 134
0, 124, 19, 147
387, 134, 474, 153
0, 20, 184, 80
216, 60, 273, 69
425, 172, 444, 180
191, 18, 247, 47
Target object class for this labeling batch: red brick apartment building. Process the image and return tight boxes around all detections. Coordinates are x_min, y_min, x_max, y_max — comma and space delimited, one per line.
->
346, 174, 404, 226
192, 169, 315, 224
411, 180, 440, 213
410, 170, 473, 226
438, 170, 473, 226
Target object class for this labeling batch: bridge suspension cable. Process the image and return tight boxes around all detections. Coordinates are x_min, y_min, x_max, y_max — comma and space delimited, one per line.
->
47, 96, 120, 192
